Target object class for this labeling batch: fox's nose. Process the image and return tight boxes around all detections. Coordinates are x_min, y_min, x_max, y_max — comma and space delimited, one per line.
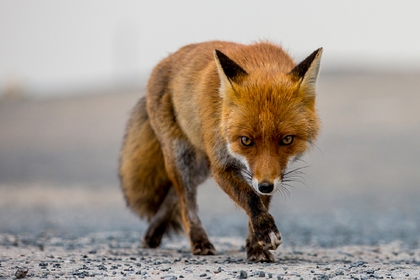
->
258, 181, 274, 194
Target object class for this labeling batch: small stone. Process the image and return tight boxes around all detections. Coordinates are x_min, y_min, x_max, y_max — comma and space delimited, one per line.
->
163, 276, 177, 280
161, 267, 171, 272
258, 271, 265, 277
350, 261, 367, 268
97, 265, 107, 271
318, 274, 329, 280
15, 268, 29, 279
199, 272, 207, 277
238, 270, 248, 279
335, 270, 344, 276
214, 267, 222, 274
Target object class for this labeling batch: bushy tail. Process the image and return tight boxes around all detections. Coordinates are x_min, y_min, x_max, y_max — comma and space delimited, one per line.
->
119, 97, 182, 237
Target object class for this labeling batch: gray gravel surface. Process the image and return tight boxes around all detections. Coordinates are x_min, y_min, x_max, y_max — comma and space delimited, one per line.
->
1, 233, 420, 279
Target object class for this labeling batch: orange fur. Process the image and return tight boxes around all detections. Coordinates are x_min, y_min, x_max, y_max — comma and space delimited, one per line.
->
119, 41, 322, 262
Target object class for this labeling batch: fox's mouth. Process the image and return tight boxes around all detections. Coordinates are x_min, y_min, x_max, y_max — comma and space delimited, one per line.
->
249, 177, 282, 196
237, 165, 279, 195
240, 165, 307, 197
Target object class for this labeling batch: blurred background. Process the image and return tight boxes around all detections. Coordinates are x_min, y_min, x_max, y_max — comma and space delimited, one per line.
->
0, 1, 419, 247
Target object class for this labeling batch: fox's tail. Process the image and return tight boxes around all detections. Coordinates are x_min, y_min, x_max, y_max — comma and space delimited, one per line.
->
119, 97, 182, 243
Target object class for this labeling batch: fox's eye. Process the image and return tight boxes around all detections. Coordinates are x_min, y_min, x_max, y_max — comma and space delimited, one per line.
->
281, 135, 294, 145
240, 136, 253, 147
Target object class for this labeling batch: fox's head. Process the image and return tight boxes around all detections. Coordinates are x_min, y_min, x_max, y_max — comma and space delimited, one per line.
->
214, 46, 322, 196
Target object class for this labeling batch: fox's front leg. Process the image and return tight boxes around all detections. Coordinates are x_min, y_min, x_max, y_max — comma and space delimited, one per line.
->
245, 196, 280, 262
212, 167, 281, 262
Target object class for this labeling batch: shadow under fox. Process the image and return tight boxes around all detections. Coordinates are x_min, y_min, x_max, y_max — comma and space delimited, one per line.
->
119, 41, 322, 262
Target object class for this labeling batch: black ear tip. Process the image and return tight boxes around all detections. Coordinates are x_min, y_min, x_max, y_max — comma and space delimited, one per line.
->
214, 49, 247, 80
214, 49, 227, 60
290, 48, 323, 78
311, 48, 323, 59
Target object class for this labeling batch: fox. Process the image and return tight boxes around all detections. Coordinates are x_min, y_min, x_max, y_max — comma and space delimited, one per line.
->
119, 40, 322, 262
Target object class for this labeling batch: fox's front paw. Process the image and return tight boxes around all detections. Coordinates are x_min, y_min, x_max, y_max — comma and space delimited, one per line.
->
247, 247, 275, 262
258, 231, 282, 250
246, 237, 275, 262
253, 215, 282, 250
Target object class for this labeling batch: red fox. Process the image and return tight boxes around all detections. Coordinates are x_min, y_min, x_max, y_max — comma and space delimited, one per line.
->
119, 41, 322, 262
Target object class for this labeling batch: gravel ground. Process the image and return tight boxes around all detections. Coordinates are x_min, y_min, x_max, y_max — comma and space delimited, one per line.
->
1, 232, 420, 279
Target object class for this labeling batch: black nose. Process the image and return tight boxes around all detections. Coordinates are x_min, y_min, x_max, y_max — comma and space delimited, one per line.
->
258, 182, 274, 193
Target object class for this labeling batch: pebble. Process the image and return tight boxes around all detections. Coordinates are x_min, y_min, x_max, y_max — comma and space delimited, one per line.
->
163, 276, 177, 280
350, 261, 368, 268
15, 268, 28, 279
257, 271, 265, 277
238, 270, 248, 279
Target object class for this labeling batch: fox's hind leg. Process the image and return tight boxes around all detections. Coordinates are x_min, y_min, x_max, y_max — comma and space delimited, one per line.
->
119, 97, 182, 248
147, 88, 214, 255
142, 187, 182, 248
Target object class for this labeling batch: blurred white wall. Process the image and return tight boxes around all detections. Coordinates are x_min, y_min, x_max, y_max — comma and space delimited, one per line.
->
1, 0, 420, 97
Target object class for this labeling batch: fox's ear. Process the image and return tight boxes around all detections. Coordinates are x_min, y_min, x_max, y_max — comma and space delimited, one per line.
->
214, 49, 247, 94
289, 48, 323, 99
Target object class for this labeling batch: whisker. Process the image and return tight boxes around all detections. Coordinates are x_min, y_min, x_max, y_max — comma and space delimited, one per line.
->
313, 143, 324, 160
277, 186, 291, 199
292, 157, 307, 164
279, 163, 311, 196
283, 175, 307, 185
283, 165, 310, 176
281, 182, 296, 192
